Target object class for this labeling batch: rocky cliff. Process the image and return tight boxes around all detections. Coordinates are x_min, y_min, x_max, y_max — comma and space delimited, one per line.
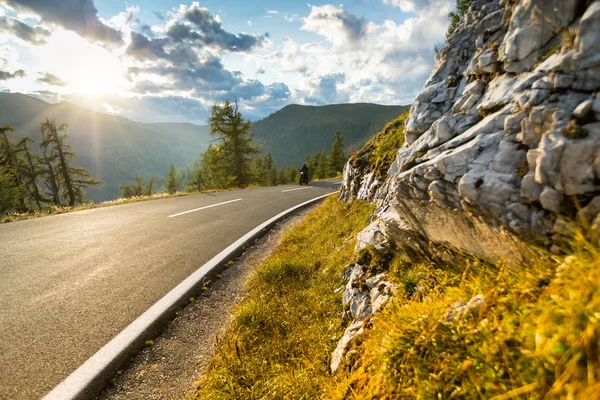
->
342, 0, 600, 259
333, 0, 600, 375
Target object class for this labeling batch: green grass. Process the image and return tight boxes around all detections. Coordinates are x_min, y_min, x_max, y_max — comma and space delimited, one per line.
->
192, 197, 374, 399
328, 233, 600, 399
190, 194, 600, 399
350, 111, 408, 178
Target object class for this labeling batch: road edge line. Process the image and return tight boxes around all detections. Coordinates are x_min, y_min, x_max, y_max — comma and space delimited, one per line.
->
43, 191, 339, 400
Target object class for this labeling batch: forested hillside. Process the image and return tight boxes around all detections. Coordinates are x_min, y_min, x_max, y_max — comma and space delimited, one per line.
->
0, 93, 212, 201
251, 103, 408, 167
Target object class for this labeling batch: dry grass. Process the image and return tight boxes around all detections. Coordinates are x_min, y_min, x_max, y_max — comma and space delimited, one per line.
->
192, 197, 374, 399
0, 184, 269, 223
328, 233, 600, 399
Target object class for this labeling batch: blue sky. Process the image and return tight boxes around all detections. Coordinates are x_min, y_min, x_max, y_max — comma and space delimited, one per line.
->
0, 0, 454, 123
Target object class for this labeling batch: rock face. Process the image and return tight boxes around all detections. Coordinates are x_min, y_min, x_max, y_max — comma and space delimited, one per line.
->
341, 0, 600, 262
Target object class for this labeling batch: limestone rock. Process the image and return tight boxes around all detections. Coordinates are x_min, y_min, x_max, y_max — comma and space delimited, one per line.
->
331, 321, 363, 374
341, 0, 600, 267
573, 0, 600, 69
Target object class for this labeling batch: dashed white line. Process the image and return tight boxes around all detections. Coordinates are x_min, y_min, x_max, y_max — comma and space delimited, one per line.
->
168, 198, 243, 218
281, 187, 314, 193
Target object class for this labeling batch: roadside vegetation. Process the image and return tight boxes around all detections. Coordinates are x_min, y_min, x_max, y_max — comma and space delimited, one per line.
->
191, 101, 600, 398
329, 233, 600, 399
350, 110, 408, 178
1, 99, 350, 222
193, 193, 600, 398
193, 197, 374, 399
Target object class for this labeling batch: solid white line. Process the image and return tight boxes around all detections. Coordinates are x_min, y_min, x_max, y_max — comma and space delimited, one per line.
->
282, 187, 314, 193
43, 191, 339, 400
167, 198, 242, 218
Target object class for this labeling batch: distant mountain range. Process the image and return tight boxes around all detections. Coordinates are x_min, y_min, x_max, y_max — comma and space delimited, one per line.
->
0, 93, 212, 201
251, 103, 408, 167
0, 93, 407, 201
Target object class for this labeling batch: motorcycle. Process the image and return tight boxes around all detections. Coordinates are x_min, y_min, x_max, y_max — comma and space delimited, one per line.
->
299, 171, 309, 185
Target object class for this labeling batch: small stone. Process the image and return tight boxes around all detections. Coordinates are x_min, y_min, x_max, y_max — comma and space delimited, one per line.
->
539, 186, 564, 213
553, 73, 574, 89
573, 99, 594, 119
504, 112, 526, 133
593, 97, 600, 113
466, 294, 485, 312
532, 78, 552, 90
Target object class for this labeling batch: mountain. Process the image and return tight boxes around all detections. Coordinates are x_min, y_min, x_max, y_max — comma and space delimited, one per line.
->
0, 93, 212, 201
251, 103, 409, 167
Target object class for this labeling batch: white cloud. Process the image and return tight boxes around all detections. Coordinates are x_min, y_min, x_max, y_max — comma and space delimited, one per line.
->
273, 2, 452, 105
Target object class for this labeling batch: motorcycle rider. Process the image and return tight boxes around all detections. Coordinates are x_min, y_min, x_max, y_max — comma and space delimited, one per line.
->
299, 163, 309, 184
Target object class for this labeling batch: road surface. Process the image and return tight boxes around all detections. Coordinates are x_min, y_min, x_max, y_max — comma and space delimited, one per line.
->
0, 181, 340, 399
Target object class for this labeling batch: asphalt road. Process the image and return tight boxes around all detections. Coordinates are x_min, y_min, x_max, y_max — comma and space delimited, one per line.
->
0, 181, 340, 400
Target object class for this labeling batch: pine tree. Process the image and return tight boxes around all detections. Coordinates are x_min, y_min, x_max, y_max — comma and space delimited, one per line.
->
316, 150, 328, 179
328, 131, 347, 177
186, 168, 204, 192
200, 145, 230, 189
0, 125, 27, 212
165, 163, 179, 194
17, 137, 43, 210
145, 177, 155, 196
208, 100, 260, 188
264, 152, 277, 186
39, 118, 101, 206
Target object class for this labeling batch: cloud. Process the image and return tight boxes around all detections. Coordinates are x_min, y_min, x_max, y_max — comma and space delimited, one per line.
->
305, 73, 347, 104
126, 31, 198, 64
0, 68, 25, 80
165, 2, 268, 52
36, 72, 66, 86
266, 10, 279, 15
256, 67, 266, 74
2, 0, 123, 44
267, 2, 454, 106
301, 5, 368, 47
284, 14, 300, 23
0, 15, 50, 44
153, 11, 164, 21
383, 0, 445, 12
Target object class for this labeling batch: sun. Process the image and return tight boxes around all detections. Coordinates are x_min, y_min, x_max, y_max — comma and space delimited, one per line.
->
38, 31, 127, 96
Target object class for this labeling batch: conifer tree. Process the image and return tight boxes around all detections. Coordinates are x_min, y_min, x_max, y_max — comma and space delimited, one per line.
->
208, 100, 260, 188
0, 125, 28, 211
166, 163, 179, 194
39, 118, 101, 206
186, 168, 204, 192
316, 150, 328, 179
328, 131, 346, 176
145, 177, 155, 196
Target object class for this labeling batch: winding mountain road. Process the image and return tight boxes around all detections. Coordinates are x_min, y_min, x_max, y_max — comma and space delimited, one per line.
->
0, 181, 340, 400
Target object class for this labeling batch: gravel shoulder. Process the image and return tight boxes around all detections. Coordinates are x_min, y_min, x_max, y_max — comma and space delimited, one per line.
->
98, 207, 315, 400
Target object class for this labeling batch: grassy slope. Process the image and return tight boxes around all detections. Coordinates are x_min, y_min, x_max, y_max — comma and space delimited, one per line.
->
191, 105, 600, 398
194, 196, 600, 399
194, 197, 374, 399
251, 103, 409, 167
330, 235, 600, 399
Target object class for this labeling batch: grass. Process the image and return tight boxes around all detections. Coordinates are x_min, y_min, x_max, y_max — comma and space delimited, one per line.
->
190, 193, 599, 399
0, 191, 197, 223
350, 111, 408, 178
328, 232, 600, 399
0, 182, 293, 223
192, 197, 375, 399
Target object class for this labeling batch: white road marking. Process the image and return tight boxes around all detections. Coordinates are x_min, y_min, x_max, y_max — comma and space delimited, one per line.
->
281, 187, 314, 193
168, 198, 243, 218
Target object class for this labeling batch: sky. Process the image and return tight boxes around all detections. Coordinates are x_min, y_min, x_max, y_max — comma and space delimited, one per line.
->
0, 0, 454, 124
